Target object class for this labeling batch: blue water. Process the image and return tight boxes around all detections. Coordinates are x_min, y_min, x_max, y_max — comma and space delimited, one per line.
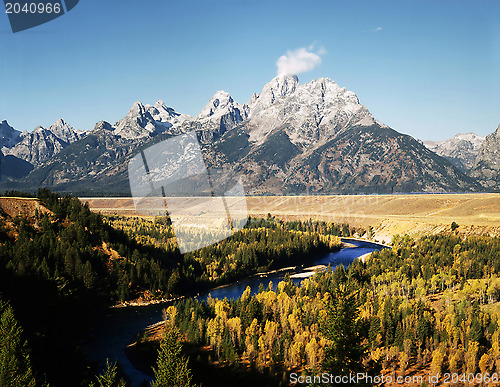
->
197, 238, 385, 301
82, 238, 387, 386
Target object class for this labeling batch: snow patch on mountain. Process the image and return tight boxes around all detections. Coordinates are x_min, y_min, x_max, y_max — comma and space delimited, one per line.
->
113, 101, 191, 139
246, 75, 373, 147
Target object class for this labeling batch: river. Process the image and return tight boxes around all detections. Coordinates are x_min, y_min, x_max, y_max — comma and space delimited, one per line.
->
81, 238, 387, 386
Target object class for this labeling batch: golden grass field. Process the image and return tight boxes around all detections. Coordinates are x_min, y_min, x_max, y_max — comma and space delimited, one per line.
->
80, 193, 500, 243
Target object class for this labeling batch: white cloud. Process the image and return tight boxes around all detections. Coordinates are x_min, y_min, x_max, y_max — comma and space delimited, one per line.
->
373, 26, 383, 32
276, 46, 324, 76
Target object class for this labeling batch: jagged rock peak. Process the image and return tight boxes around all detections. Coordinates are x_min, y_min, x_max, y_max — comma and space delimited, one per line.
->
129, 101, 146, 114
423, 132, 485, 171
152, 100, 181, 119
0, 120, 22, 148
93, 121, 114, 132
45, 119, 85, 143
258, 74, 299, 105
197, 91, 238, 119
247, 92, 259, 105
154, 100, 171, 111
470, 124, 500, 188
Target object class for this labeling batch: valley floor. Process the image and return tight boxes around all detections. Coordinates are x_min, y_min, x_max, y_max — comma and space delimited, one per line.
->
81, 193, 500, 243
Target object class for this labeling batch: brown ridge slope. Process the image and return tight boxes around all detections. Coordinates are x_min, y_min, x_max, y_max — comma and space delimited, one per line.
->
81, 193, 500, 241
0, 197, 52, 218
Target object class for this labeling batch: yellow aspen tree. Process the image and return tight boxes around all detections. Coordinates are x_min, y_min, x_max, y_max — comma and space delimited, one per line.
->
430, 348, 444, 377
479, 353, 492, 374
466, 341, 479, 375
289, 341, 304, 368
227, 317, 242, 347
164, 305, 177, 327
305, 337, 319, 369
399, 352, 409, 376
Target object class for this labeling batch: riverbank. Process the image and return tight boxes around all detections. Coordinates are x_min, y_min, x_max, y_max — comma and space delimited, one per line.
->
358, 252, 372, 263
111, 295, 184, 308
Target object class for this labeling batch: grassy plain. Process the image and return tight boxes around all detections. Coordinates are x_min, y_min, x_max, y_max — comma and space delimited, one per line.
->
81, 193, 500, 243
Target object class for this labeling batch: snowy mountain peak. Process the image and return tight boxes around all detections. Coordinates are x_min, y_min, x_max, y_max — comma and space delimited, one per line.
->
113, 101, 156, 139
131, 101, 146, 113
149, 100, 191, 129
151, 100, 175, 119
453, 132, 484, 140
247, 92, 260, 106
113, 100, 191, 140
246, 75, 372, 146
154, 100, 168, 110
197, 91, 237, 119
257, 74, 299, 107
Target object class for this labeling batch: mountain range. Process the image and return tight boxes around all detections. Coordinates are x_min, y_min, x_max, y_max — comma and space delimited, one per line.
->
423, 133, 485, 171
1, 75, 498, 195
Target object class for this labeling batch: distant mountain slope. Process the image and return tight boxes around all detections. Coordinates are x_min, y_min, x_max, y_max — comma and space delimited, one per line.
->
423, 133, 484, 171
470, 124, 500, 190
0, 152, 34, 179
1, 76, 483, 194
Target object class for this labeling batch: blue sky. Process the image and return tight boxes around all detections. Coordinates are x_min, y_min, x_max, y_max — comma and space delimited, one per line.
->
1, 0, 499, 141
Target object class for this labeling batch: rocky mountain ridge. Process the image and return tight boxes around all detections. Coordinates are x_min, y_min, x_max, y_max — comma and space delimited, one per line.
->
423, 133, 485, 171
1, 75, 498, 194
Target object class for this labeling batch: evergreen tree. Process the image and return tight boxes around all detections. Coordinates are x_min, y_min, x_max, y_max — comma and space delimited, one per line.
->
90, 359, 127, 387
321, 282, 366, 379
0, 301, 36, 387
151, 325, 195, 387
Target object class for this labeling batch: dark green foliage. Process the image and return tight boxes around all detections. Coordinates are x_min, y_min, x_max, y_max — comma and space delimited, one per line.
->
321, 281, 366, 377
0, 300, 36, 387
151, 326, 195, 387
91, 359, 128, 387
